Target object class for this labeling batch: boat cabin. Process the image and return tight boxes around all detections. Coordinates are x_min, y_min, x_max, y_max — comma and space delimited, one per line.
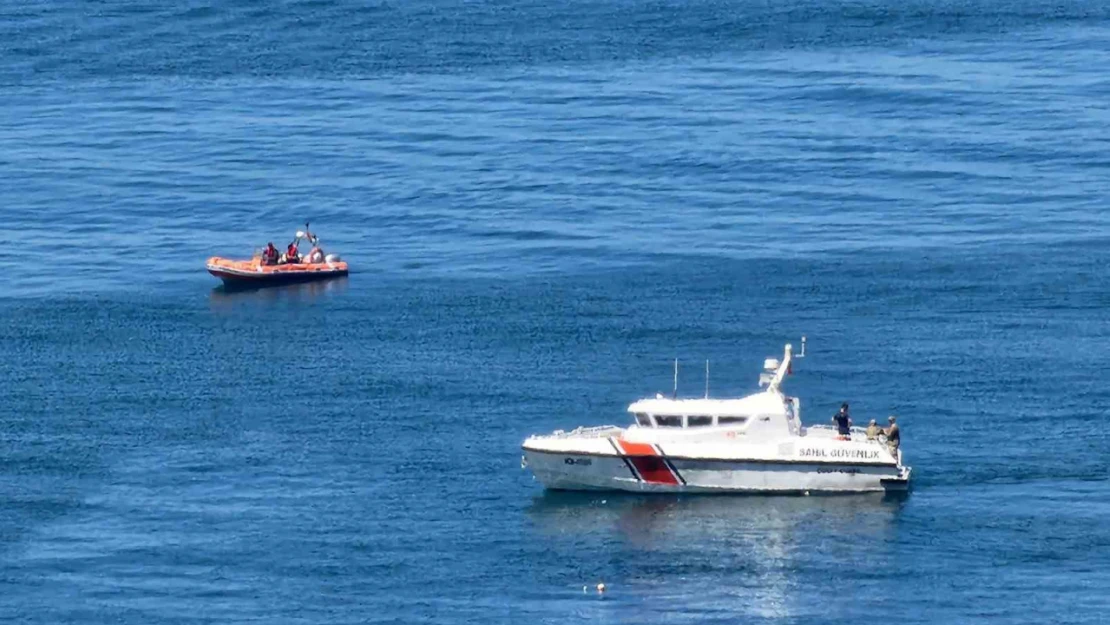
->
624, 392, 803, 443
618, 342, 808, 444
631, 412, 751, 428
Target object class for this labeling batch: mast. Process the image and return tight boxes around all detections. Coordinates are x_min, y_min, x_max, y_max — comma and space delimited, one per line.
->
767, 343, 793, 393
672, 358, 678, 399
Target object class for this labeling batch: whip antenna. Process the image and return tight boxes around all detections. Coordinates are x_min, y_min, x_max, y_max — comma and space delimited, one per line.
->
672, 358, 678, 399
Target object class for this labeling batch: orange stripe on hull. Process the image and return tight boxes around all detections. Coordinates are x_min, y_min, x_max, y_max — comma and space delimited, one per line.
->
615, 440, 681, 486
615, 440, 656, 457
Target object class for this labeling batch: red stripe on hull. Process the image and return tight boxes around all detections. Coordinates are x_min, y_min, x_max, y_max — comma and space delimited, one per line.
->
628, 456, 681, 485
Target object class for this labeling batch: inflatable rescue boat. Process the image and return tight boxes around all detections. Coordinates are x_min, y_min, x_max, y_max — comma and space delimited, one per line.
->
207, 225, 348, 287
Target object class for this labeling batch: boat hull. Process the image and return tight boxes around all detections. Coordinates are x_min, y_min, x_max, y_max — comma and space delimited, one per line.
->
206, 257, 348, 287
522, 446, 910, 494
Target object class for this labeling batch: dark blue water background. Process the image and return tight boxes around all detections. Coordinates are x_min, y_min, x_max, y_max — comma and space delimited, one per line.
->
2, 1, 1109, 623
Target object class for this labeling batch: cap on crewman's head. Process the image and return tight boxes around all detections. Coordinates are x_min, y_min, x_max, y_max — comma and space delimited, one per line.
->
888, 415, 897, 422
869, 419, 876, 425
841, 403, 849, 410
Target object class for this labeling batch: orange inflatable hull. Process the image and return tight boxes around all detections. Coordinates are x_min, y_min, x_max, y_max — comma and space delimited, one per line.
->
206, 256, 349, 286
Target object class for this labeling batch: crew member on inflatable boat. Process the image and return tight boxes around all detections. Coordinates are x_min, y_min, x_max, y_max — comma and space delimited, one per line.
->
832, 403, 852, 440
285, 241, 299, 264
306, 242, 324, 263
262, 242, 279, 266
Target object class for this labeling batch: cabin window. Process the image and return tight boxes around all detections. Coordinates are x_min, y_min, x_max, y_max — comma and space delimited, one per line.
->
634, 413, 652, 427
717, 416, 748, 426
655, 415, 682, 428
686, 415, 713, 428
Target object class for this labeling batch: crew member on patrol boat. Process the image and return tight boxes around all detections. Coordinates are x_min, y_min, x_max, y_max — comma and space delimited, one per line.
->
884, 415, 901, 458
832, 403, 852, 440
865, 419, 881, 441
286, 241, 299, 264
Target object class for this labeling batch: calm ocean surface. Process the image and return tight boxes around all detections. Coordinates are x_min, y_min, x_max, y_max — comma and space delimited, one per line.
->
2, 1, 1110, 623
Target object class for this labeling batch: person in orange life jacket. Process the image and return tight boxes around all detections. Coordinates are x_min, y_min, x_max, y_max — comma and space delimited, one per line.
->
286, 241, 299, 264
262, 242, 279, 265
832, 403, 852, 440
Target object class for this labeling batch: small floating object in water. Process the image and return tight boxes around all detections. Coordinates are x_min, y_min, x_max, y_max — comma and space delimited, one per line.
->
597, 583, 606, 593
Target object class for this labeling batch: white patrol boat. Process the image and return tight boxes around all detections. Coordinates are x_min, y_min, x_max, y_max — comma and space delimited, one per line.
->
521, 339, 911, 494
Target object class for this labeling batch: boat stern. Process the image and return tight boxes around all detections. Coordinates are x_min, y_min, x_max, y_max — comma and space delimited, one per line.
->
879, 465, 912, 492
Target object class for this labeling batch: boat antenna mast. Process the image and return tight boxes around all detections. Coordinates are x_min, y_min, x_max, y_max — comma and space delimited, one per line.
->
704, 359, 709, 399
761, 336, 806, 393
672, 358, 678, 399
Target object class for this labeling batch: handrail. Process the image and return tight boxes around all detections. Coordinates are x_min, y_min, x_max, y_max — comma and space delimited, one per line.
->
529, 425, 622, 440
806, 424, 890, 443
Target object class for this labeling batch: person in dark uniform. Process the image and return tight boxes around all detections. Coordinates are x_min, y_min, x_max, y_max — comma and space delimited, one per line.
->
884, 415, 901, 459
832, 403, 852, 440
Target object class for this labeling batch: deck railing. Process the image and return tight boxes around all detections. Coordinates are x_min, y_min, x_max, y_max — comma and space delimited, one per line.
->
531, 425, 623, 440
805, 424, 890, 444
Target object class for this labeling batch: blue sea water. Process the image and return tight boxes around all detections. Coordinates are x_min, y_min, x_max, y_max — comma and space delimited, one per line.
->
2, 0, 1110, 623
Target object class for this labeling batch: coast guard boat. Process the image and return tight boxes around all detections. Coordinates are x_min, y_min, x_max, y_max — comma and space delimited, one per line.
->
521, 339, 911, 494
